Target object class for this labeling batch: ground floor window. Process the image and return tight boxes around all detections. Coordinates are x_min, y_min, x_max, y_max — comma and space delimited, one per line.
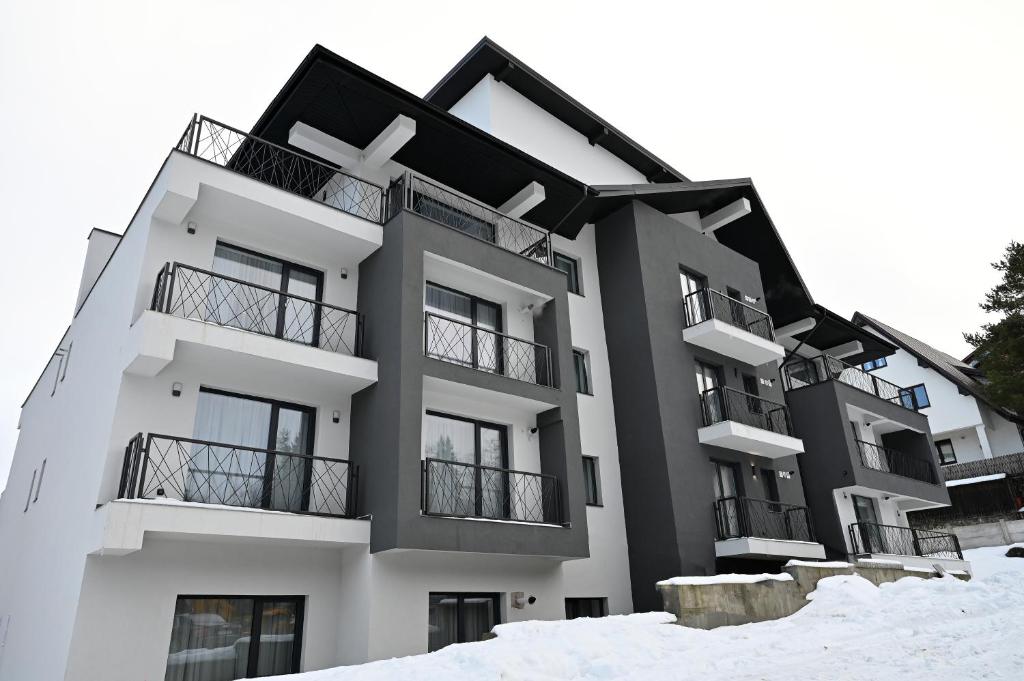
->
565, 597, 608, 619
428, 593, 500, 652
165, 596, 303, 680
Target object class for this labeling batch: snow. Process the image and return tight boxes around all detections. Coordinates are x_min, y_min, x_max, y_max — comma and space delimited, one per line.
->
945, 472, 1006, 487
784, 559, 851, 568
267, 546, 1024, 681
656, 573, 793, 586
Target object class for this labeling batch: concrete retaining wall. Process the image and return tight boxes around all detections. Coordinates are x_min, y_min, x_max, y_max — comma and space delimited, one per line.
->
942, 518, 1024, 549
657, 560, 969, 629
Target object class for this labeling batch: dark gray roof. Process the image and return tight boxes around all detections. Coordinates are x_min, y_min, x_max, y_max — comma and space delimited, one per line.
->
853, 312, 1022, 425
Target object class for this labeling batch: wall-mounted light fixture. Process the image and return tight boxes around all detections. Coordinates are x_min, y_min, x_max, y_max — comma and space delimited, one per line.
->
332, 410, 341, 424
340, 268, 348, 280
186, 221, 197, 235
171, 382, 183, 397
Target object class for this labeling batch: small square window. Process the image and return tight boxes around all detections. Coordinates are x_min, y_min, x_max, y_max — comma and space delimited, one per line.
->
554, 253, 581, 295
861, 357, 888, 372
573, 349, 592, 395
565, 597, 608, 619
582, 456, 601, 506
900, 383, 930, 410
935, 439, 957, 465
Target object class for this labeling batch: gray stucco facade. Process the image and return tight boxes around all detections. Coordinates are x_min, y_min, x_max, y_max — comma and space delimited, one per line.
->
350, 209, 590, 559
595, 201, 809, 611
786, 379, 949, 558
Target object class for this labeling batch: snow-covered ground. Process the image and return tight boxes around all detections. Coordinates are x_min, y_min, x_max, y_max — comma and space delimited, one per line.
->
269, 545, 1024, 681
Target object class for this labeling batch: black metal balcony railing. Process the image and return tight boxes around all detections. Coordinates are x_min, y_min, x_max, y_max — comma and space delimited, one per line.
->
152, 262, 363, 356
700, 386, 794, 436
117, 433, 358, 518
424, 312, 553, 387
856, 440, 937, 484
781, 354, 925, 410
387, 172, 552, 266
714, 496, 815, 542
848, 521, 962, 560
176, 115, 386, 223
421, 458, 562, 525
682, 289, 775, 342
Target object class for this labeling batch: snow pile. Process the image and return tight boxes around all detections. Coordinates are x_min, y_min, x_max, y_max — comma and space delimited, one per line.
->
267, 549, 1024, 681
656, 572, 792, 586
784, 559, 851, 569
963, 542, 1024, 581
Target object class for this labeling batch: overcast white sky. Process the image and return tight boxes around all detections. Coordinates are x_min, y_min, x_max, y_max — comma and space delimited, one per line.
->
0, 0, 1021, 490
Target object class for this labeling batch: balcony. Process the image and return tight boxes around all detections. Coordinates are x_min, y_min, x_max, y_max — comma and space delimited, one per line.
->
682, 289, 785, 366
421, 458, 563, 525
782, 354, 926, 411
177, 115, 386, 224
857, 440, 937, 484
389, 172, 553, 266
714, 496, 826, 560
118, 433, 358, 517
697, 386, 804, 458
848, 522, 963, 560
424, 312, 553, 387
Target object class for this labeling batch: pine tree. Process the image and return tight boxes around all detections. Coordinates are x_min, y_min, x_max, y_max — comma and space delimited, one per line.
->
964, 241, 1024, 414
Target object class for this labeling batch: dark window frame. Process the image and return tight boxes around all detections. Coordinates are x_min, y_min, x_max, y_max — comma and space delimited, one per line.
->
935, 438, 957, 466
196, 387, 318, 511
861, 357, 888, 372
424, 410, 510, 471
213, 241, 326, 346
565, 597, 608, 619
901, 383, 930, 410
582, 456, 602, 506
573, 349, 592, 395
425, 281, 506, 375
428, 592, 501, 651
166, 595, 305, 678
553, 252, 582, 296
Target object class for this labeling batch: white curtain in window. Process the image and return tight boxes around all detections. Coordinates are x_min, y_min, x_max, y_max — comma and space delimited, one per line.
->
205, 245, 283, 334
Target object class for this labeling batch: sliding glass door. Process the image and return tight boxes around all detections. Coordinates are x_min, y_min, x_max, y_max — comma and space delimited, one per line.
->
424, 412, 508, 519
427, 593, 500, 652
186, 389, 314, 512
424, 283, 503, 374
206, 243, 324, 346
164, 596, 303, 680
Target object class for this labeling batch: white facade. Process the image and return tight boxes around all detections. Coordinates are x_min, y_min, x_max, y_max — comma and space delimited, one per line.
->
860, 328, 1024, 464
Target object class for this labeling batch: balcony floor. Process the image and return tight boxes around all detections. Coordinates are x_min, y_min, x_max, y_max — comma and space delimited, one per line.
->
698, 420, 805, 458
683, 319, 786, 366
716, 537, 826, 560
90, 498, 370, 556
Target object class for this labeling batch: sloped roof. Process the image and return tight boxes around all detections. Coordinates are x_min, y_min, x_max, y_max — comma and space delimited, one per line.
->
853, 312, 1021, 425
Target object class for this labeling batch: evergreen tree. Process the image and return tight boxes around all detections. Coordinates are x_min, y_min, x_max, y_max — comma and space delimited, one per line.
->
964, 241, 1024, 415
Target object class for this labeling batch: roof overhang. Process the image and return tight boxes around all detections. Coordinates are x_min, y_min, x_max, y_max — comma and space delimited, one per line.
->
248, 45, 590, 231
793, 306, 897, 364
426, 37, 689, 184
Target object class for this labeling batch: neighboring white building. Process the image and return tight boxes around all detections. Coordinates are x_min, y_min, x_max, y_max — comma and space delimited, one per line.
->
853, 312, 1024, 465
0, 39, 964, 681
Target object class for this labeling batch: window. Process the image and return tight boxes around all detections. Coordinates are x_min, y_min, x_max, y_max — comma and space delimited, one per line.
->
861, 357, 888, 372
425, 282, 503, 374
428, 593, 500, 652
695, 361, 723, 423
712, 461, 741, 537
935, 439, 957, 466
565, 598, 608, 619
573, 349, 592, 395
900, 383, 930, 410
553, 252, 581, 295
582, 456, 601, 506
189, 389, 315, 512
680, 269, 707, 325
423, 412, 509, 518
210, 243, 324, 346
164, 596, 303, 680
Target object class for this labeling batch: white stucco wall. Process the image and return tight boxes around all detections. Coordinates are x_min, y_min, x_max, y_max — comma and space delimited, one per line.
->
551, 226, 634, 615
449, 75, 648, 185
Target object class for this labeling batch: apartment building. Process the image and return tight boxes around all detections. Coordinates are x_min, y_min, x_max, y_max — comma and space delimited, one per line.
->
0, 38, 965, 680
851, 313, 1024, 545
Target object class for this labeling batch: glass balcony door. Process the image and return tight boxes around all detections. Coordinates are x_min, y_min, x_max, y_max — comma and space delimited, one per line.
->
424, 412, 509, 519
185, 389, 314, 512
425, 282, 503, 374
